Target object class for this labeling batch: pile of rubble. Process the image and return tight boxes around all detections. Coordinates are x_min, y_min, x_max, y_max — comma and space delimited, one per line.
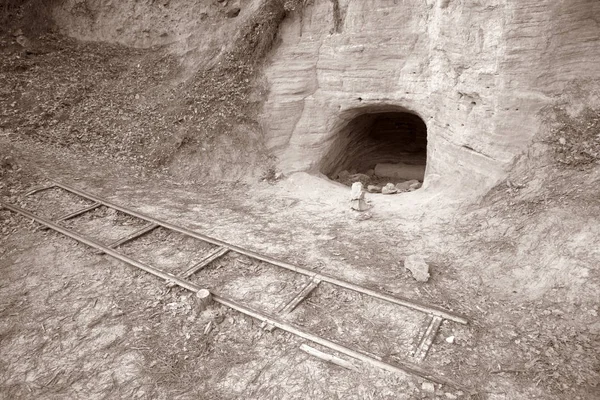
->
334, 167, 423, 195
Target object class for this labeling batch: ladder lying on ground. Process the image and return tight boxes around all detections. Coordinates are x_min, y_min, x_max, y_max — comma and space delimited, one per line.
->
0, 181, 469, 389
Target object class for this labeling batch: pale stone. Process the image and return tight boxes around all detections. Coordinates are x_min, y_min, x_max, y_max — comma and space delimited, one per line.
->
404, 255, 430, 282
421, 382, 435, 393
350, 199, 369, 211
350, 182, 364, 200
395, 179, 419, 192
381, 183, 398, 194
408, 181, 422, 191
350, 182, 368, 211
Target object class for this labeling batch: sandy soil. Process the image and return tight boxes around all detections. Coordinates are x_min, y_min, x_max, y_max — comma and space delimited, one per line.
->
1, 137, 599, 400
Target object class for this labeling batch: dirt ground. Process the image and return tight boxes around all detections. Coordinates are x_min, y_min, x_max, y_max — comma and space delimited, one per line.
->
1, 132, 599, 400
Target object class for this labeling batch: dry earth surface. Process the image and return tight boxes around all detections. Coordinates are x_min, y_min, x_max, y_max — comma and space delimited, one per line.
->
1, 131, 599, 400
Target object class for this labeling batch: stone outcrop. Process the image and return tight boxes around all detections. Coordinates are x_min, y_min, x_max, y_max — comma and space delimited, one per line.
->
260, 0, 600, 196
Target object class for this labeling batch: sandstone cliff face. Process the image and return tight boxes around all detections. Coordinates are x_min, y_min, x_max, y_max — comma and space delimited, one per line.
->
261, 0, 600, 194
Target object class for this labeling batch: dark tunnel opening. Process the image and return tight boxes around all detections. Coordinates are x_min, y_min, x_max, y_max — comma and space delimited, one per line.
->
320, 110, 428, 187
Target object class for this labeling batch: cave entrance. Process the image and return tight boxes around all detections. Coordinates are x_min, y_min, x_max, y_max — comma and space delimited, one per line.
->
320, 108, 428, 191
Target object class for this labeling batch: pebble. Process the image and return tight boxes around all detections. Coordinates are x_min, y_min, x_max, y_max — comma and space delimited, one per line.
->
445, 393, 458, 399
445, 335, 455, 344
421, 382, 435, 393
381, 183, 398, 194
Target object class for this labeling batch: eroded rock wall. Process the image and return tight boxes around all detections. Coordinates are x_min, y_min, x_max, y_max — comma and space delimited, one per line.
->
261, 0, 600, 194
53, 0, 262, 69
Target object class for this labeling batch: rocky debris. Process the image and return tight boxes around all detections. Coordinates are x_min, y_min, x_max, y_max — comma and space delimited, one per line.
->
350, 182, 368, 211
404, 255, 430, 282
421, 381, 435, 393
445, 335, 455, 344
381, 183, 398, 194
444, 393, 458, 400
367, 184, 382, 193
395, 179, 419, 192
374, 163, 426, 181
348, 173, 370, 185
409, 181, 422, 191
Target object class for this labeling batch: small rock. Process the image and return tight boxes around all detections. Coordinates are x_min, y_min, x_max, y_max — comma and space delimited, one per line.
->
367, 185, 382, 193
226, 7, 240, 17
366, 169, 375, 177
381, 183, 398, 194
395, 179, 419, 192
16, 35, 29, 48
404, 255, 430, 282
408, 181, 422, 191
421, 382, 435, 393
445, 335, 455, 344
351, 200, 369, 211
558, 137, 566, 145
350, 182, 368, 211
350, 182, 364, 200
445, 393, 458, 399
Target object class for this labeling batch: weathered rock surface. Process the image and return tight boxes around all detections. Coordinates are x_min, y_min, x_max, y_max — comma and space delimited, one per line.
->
260, 0, 600, 196
404, 255, 430, 282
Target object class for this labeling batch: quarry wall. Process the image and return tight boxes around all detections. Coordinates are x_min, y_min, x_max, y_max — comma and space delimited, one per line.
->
260, 0, 600, 193
51, 0, 600, 194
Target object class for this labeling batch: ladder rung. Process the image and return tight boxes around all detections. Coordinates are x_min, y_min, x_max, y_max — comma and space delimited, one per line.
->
107, 223, 159, 248
279, 278, 321, 315
180, 247, 229, 278
56, 203, 101, 221
413, 316, 443, 362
